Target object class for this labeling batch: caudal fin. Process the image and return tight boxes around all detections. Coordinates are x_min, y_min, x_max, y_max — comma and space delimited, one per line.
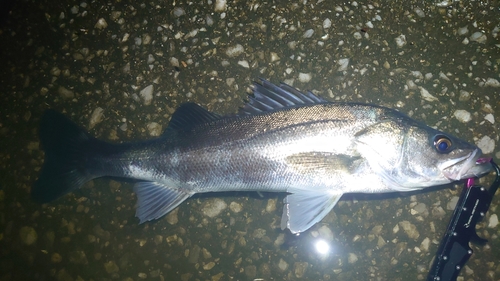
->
31, 110, 94, 203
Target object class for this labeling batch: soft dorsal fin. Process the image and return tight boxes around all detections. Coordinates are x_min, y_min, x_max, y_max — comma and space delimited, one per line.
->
239, 79, 328, 115
163, 103, 221, 135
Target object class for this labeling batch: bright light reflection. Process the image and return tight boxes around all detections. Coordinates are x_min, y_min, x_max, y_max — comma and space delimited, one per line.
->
314, 239, 330, 255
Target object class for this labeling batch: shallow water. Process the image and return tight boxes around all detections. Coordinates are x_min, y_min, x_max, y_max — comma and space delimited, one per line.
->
0, 0, 499, 280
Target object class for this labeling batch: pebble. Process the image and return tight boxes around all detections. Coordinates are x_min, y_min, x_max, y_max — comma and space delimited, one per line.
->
469, 31, 487, 43
19, 226, 37, 245
51, 253, 62, 263
278, 259, 288, 271
318, 225, 334, 241
203, 261, 216, 270
166, 208, 179, 225
294, 262, 308, 278
147, 122, 162, 136
484, 113, 495, 124
265, 199, 276, 213
453, 109, 472, 123
476, 135, 495, 154
419, 87, 438, 102
94, 18, 108, 29
447, 196, 459, 210
58, 86, 75, 99
225, 44, 244, 57
88, 107, 104, 130
229, 201, 242, 213
270, 52, 280, 62
173, 7, 185, 17
420, 237, 430, 251
140, 85, 154, 105
298, 72, 312, 83
484, 78, 500, 87
201, 198, 227, 218
214, 0, 226, 12
337, 58, 350, 71
303, 29, 314, 38
488, 214, 498, 228
323, 18, 332, 29
348, 253, 358, 264
104, 260, 119, 273
395, 34, 407, 48
237, 60, 249, 68
457, 26, 469, 35
398, 220, 420, 239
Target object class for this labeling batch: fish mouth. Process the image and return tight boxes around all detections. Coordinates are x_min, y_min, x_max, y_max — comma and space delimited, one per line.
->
440, 149, 492, 181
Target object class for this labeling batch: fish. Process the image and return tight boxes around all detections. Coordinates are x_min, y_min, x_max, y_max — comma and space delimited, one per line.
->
31, 79, 492, 234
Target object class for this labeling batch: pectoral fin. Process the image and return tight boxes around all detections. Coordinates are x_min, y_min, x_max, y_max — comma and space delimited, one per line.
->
281, 190, 343, 234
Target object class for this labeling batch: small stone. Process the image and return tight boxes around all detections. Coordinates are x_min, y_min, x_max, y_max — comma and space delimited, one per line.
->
94, 18, 108, 30
104, 261, 119, 273
237, 60, 249, 68
225, 44, 244, 57
214, 0, 226, 12
298, 73, 312, 83
477, 135, 495, 154
348, 253, 358, 263
253, 228, 266, 239
488, 214, 498, 228
447, 196, 459, 210
203, 261, 216, 270
469, 31, 487, 44
173, 7, 185, 17
395, 34, 407, 48
51, 253, 62, 263
88, 107, 104, 130
323, 18, 332, 29
303, 29, 314, 38
58, 86, 74, 99
166, 208, 179, 225
270, 52, 280, 62
229, 201, 242, 213
265, 199, 276, 213
484, 113, 495, 124
19, 226, 37, 245
399, 221, 420, 239
201, 198, 227, 218
147, 122, 162, 137
420, 237, 430, 252
458, 26, 469, 35
337, 58, 350, 71
140, 85, 154, 105
278, 258, 288, 271
453, 110, 472, 123
294, 262, 308, 278
419, 87, 438, 102
484, 78, 500, 87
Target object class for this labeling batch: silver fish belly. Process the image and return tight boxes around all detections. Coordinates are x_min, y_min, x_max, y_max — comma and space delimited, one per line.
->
32, 79, 492, 234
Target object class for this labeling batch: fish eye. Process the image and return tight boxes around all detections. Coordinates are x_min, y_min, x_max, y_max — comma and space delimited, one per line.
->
434, 135, 452, 153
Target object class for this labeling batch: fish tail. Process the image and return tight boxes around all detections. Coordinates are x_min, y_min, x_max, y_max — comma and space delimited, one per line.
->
31, 110, 96, 203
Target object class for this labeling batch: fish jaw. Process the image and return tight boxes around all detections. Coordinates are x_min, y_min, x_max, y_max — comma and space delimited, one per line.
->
440, 148, 492, 180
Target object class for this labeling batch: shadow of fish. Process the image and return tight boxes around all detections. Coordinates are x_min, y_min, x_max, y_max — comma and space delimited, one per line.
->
31, 79, 492, 234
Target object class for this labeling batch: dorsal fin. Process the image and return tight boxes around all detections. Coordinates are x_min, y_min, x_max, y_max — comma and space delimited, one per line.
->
239, 79, 328, 115
163, 103, 221, 135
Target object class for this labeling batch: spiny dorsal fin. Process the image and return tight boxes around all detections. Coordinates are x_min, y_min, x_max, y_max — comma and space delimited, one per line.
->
163, 103, 221, 135
239, 79, 328, 115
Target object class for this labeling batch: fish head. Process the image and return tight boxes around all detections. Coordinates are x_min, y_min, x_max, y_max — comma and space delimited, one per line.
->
354, 114, 492, 191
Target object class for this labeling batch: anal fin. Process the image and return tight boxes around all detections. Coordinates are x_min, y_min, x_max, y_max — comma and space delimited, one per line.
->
134, 182, 193, 223
281, 190, 343, 234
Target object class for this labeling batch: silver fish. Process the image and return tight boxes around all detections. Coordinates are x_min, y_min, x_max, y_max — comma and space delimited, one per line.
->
32, 79, 492, 234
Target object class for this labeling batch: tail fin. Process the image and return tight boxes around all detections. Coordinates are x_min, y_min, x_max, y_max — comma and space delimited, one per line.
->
31, 110, 94, 203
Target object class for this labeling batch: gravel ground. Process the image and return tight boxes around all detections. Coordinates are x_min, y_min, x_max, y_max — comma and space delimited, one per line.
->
0, 0, 499, 280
